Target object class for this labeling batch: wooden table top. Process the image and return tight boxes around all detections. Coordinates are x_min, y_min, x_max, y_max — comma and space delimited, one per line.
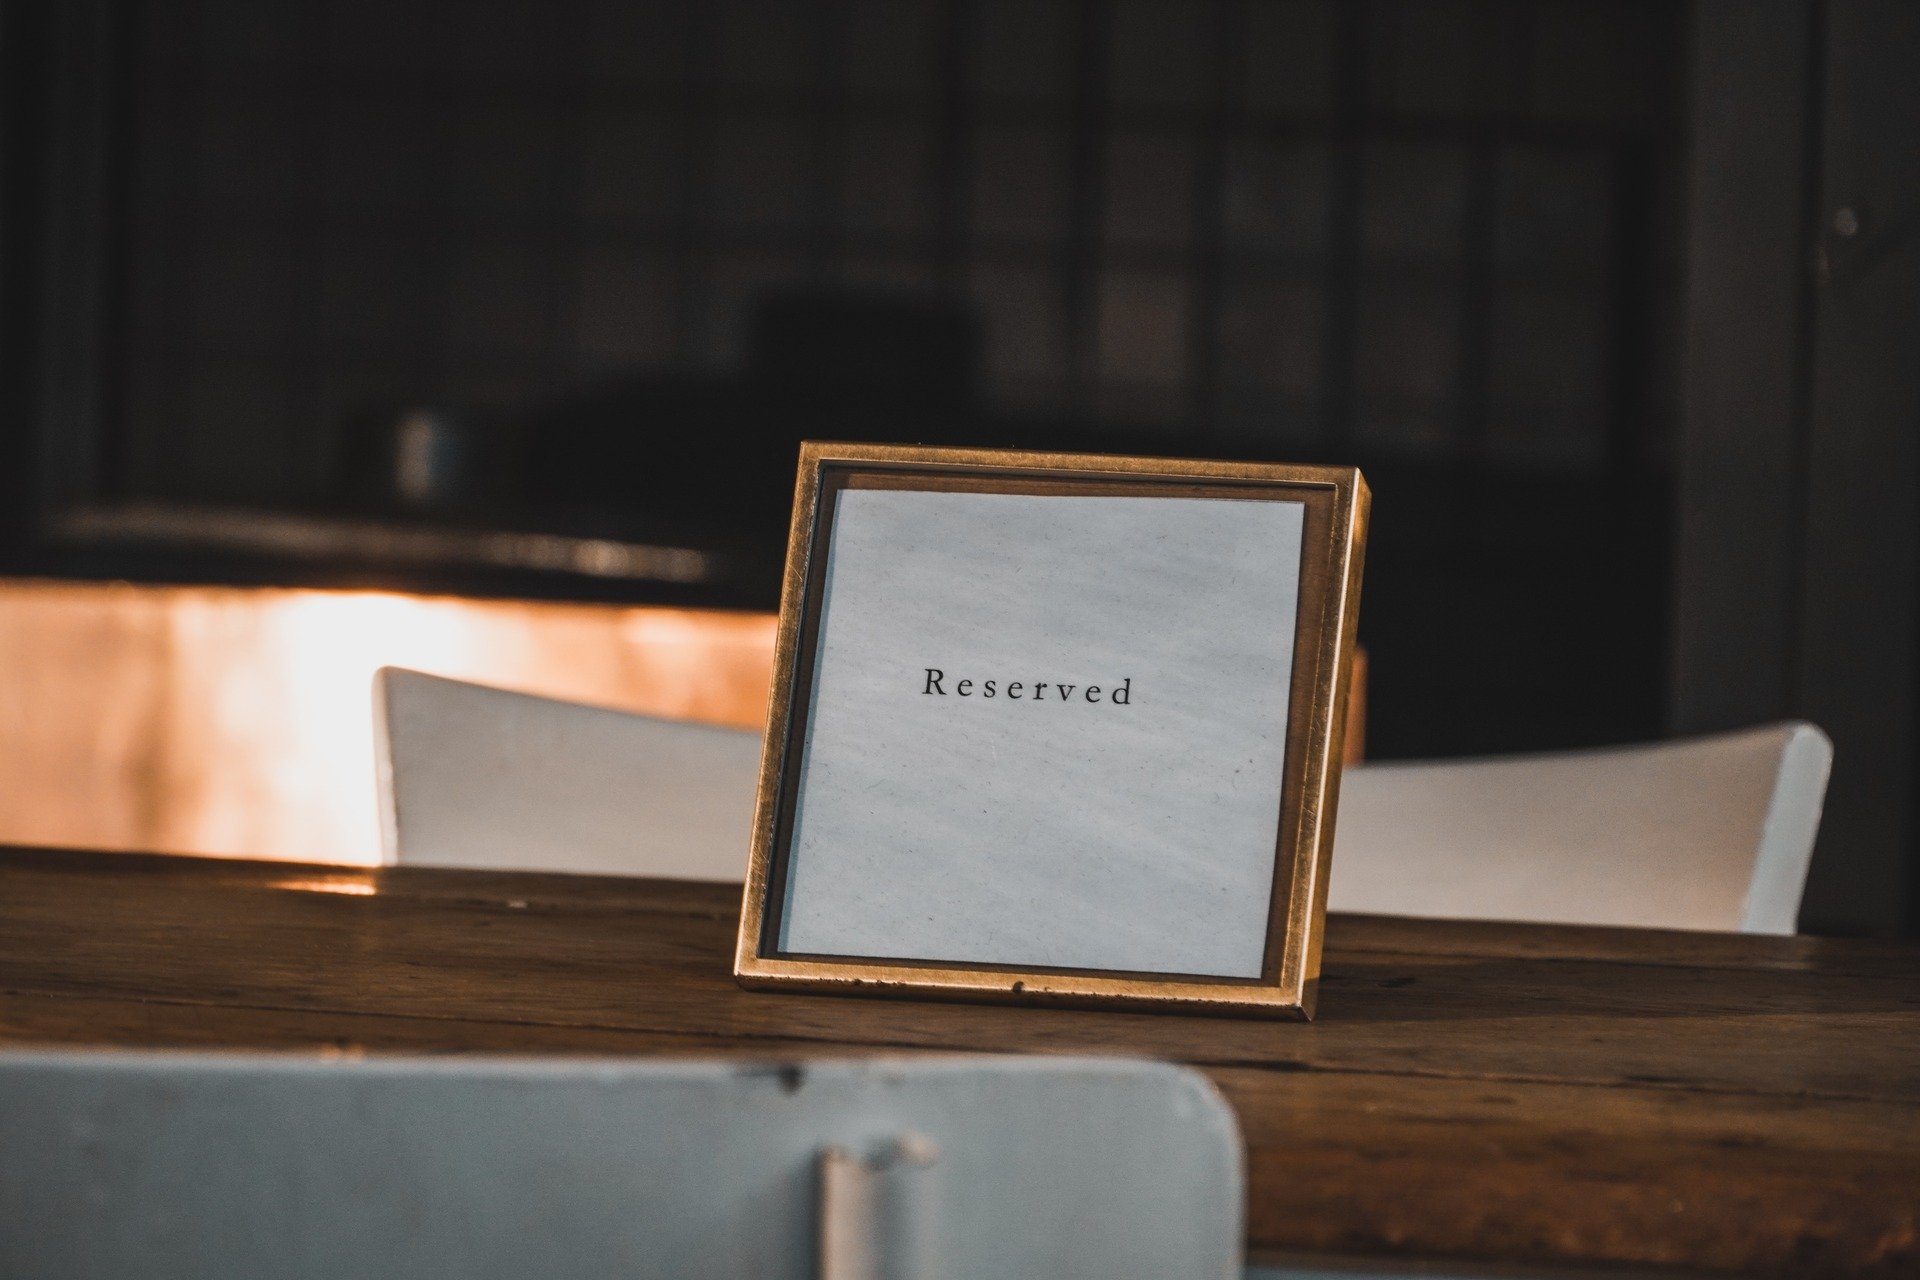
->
3, 848, 1916, 1277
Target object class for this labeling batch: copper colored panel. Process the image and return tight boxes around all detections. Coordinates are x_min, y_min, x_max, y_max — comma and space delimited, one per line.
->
0, 580, 775, 865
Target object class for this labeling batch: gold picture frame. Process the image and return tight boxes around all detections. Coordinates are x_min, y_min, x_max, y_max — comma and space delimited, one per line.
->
734, 442, 1369, 1019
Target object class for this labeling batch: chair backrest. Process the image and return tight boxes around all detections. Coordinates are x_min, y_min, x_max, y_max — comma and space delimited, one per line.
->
1327, 722, 1832, 934
376, 667, 761, 879
377, 670, 1831, 933
0, 1051, 1241, 1280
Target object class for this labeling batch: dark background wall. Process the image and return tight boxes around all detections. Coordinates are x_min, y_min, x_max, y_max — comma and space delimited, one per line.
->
1676, 0, 1920, 936
2, 1, 1914, 933
5, 0, 1686, 759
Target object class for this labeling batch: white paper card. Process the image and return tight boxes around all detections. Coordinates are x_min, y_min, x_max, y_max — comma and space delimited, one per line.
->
777, 488, 1306, 979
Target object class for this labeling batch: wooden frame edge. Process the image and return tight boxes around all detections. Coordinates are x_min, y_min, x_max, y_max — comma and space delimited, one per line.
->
735, 442, 1368, 1021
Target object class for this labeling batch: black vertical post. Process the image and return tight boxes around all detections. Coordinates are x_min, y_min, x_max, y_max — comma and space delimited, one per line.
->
1060, 0, 1110, 421
930, 0, 974, 296
670, 0, 717, 366
1186, 0, 1240, 447
1317, 2, 1367, 454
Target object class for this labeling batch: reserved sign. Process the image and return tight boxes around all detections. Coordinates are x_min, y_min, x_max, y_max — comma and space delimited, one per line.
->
916, 670, 1132, 703
735, 444, 1368, 1019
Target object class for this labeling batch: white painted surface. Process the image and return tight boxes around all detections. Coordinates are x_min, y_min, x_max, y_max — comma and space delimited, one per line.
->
780, 488, 1307, 979
0, 1052, 1241, 1280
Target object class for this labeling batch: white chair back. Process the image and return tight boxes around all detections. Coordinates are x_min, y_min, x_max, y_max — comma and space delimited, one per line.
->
375, 667, 760, 879
0, 1051, 1241, 1280
1328, 722, 1831, 934
376, 669, 1831, 932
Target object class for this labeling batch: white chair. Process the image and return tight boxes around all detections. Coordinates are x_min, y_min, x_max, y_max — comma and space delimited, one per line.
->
375, 669, 1830, 932
0, 1051, 1242, 1280
375, 667, 761, 879
1328, 722, 1831, 934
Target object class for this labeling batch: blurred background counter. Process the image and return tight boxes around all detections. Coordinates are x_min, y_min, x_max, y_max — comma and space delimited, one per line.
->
0, 578, 774, 863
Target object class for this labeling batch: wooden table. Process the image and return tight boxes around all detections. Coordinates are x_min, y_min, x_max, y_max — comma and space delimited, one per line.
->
3, 848, 1915, 1277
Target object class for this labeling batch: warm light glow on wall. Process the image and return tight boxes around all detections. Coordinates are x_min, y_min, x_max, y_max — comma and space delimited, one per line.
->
0, 581, 775, 866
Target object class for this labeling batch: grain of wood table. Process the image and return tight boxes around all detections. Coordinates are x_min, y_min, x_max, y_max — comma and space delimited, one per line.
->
2, 847, 1915, 1277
